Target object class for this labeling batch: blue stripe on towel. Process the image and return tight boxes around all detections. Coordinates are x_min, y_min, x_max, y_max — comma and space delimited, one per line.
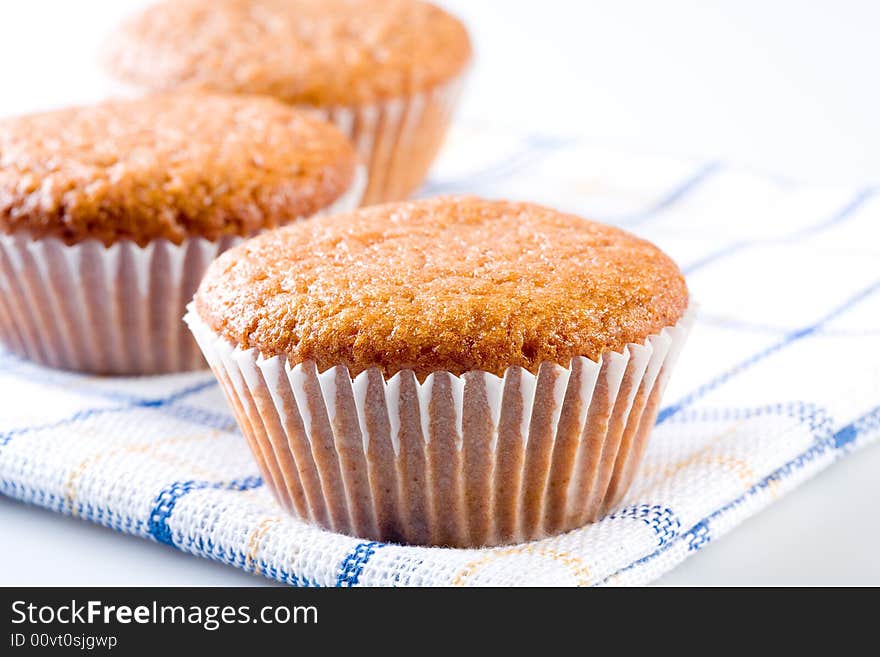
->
658, 277, 880, 424
148, 476, 262, 547
336, 541, 385, 587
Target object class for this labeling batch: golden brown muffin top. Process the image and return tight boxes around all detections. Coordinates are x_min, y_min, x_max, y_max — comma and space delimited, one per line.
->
104, 0, 472, 107
195, 197, 689, 378
0, 93, 358, 247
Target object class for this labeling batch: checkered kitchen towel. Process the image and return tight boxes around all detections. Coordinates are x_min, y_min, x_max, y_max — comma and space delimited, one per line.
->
1, 125, 878, 586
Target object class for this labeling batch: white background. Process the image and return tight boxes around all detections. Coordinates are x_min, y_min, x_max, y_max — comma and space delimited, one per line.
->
1, 0, 879, 586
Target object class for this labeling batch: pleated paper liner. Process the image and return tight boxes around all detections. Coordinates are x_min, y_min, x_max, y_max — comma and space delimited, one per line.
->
185, 303, 695, 548
309, 74, 466, 204
0, 168, 365, 375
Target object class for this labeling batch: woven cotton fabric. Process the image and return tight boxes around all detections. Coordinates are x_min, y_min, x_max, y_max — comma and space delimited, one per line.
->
1, 125, 878, 586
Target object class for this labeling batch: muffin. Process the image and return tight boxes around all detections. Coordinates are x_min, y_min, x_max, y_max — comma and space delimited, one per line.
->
186, 197, 693, 547
0, 92, 363, 375
102, 0, 472, 205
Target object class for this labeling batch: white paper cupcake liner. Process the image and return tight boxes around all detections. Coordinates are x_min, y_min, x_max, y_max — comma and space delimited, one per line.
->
305, 74, 466, 204
185, 303, 695, 548
0, 169, 365, 375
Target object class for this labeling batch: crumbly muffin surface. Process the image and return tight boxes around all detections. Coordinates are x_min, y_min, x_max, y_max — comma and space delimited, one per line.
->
104, 0, 472, 106
0, 93, 357, 246
196, 197, 689, 378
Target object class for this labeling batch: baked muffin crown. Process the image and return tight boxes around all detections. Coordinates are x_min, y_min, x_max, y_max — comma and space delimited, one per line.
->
195, 196, 689, 378
104, 0, 472, 106
0, 93, 358, 246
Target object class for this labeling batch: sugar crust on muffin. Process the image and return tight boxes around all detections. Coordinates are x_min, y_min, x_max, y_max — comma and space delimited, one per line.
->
103, 0, 472, 106
0, 93, 358, 246
195, 196, 689, 378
